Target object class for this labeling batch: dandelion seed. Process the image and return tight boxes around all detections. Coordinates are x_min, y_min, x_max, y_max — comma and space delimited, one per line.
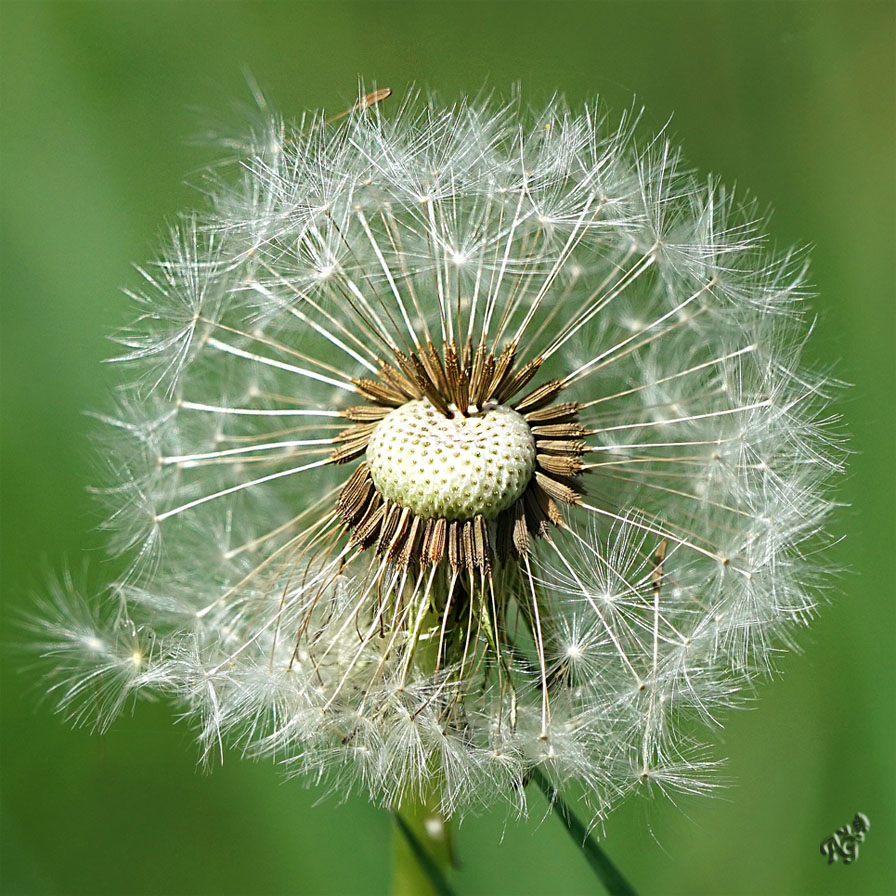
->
35, 88, 843, 824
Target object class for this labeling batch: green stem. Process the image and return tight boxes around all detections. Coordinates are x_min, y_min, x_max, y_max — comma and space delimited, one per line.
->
528, 767, 638, 896
391, 792, 456, 896
390, 599, 457, 896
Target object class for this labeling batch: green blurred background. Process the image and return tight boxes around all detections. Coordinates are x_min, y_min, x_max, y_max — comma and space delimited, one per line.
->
2, 2, 893, 894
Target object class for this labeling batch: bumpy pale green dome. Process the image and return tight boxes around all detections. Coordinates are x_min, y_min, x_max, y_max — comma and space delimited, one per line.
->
366, 400, 536, 521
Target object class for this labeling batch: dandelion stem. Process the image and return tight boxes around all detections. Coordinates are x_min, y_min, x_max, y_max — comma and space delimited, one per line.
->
528, 767, 638, 896
391, 799, 456, 896
391, 621, 456, 896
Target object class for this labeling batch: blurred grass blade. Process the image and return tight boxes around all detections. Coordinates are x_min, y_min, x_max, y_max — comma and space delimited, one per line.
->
529, 767, 638, 896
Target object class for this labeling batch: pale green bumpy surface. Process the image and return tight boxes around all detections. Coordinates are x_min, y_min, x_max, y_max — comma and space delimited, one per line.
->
366, 400, 536, 521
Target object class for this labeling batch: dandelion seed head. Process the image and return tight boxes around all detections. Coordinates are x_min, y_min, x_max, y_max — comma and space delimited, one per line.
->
34, 87, 844, 822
